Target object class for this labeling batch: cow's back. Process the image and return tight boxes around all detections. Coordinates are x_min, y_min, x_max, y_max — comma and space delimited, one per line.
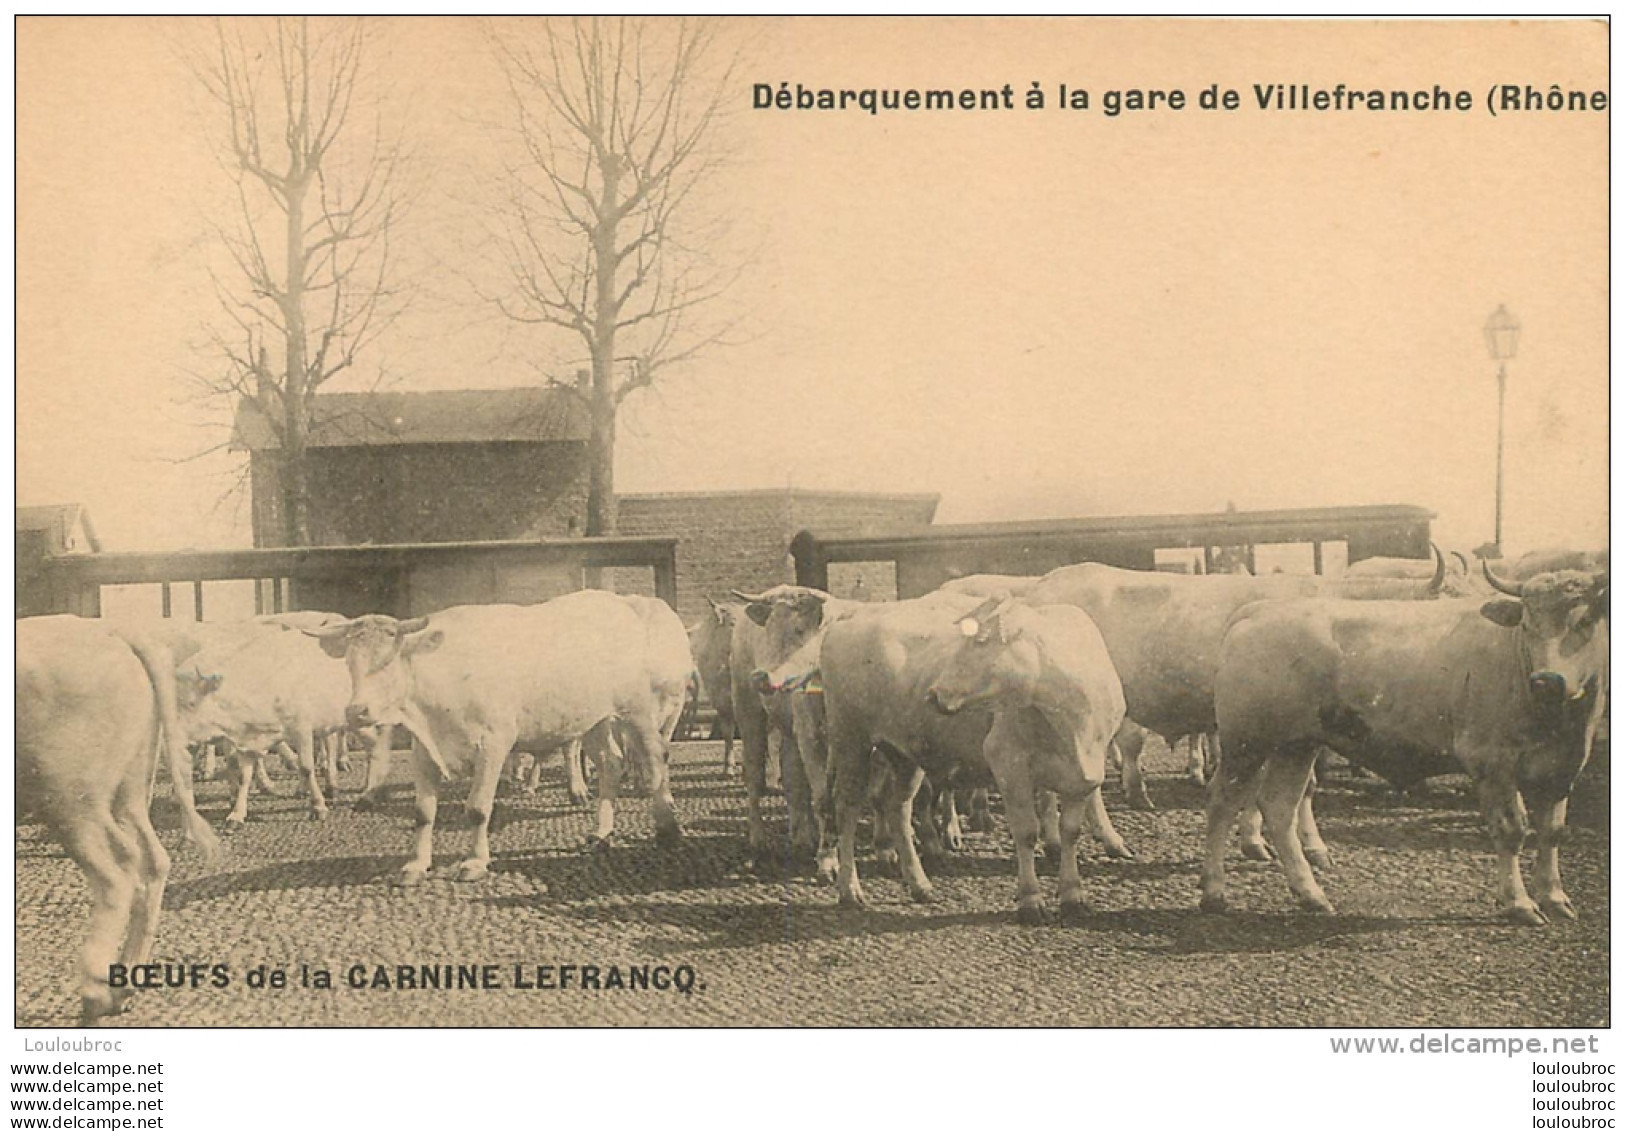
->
408, 591, 652, 745
182, 627, 351, 745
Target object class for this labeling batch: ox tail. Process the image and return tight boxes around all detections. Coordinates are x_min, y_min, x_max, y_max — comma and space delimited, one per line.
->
121, 633, 222, 865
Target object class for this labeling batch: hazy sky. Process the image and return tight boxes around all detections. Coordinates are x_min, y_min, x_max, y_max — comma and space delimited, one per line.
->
15, 18, 1609, 556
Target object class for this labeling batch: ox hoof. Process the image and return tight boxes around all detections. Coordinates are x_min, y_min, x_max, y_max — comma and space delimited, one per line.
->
395, 868, 428, 888
1305, 847, 1333, 871
352, 795, 379, 814
875, 849, 900, 876
1058, 899, 1090, 924
582, 834, 614, 855
909, 885, 937, 905
1503, 901, 1550, 927
568, 790, 590, 808
1239, 841, 1273, 863
1296, 893, 1336, 915
1127, 792, 1157, 813
816, 859, 839, 886
1014, 902, 1049, 926
1198, 892, 1228, 914
308, 809, 329, 823
453, 861, 490, 883
655, 825, 684, 849
837, 890, 869, 911
1102, 840, 1135, 861
1540, 895, 1578, 922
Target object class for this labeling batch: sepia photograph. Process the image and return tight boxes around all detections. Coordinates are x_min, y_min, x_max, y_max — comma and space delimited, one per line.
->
12, 14, 1609, 1077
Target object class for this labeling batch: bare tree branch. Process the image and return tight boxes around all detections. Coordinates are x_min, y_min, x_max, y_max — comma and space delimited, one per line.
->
484, 16, 745, 535
183, 16, 414, 546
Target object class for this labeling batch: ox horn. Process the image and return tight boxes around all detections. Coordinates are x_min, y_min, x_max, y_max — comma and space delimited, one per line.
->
730, 589, 769, 605
1482, 559, 1525, 598
304, 620, 354, 639
1424, 544, 1446, 594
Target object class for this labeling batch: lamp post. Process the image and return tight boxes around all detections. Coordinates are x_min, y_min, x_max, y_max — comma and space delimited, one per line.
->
1483, 304, 1520, 555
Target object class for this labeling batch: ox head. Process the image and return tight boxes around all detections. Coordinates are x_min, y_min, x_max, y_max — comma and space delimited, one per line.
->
734, 586, 836, 696
307, 614, 437, 729
705, 596, 737, 629
1480, 562, 1609, 707
926, 593, 1041, 715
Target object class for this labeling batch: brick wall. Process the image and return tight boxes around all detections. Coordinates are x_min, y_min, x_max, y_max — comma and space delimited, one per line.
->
614, 490, 937, 625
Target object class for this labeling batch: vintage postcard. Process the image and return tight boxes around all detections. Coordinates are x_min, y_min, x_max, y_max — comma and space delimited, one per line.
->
12, 15, 1610, 1119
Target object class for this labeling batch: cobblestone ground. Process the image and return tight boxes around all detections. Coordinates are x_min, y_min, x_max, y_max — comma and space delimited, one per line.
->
15, 739, 1609, 1028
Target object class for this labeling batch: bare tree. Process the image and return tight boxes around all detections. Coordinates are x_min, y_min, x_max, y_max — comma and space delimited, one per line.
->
486, 17, 743, 536
188, 16, 409, 546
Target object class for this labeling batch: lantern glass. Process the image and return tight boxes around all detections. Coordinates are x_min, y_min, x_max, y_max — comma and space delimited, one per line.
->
1484, 305, 1520, 361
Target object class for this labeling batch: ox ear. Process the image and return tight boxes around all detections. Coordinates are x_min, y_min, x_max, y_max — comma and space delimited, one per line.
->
797, 594, 826, 627
315, 634, 349, 660
1479, 598, 1525, 629
744, 602, 773, 627
399, 617, 442, 658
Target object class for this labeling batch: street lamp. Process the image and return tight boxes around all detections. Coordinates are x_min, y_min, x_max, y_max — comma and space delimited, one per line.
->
1483, 304, 1520, 555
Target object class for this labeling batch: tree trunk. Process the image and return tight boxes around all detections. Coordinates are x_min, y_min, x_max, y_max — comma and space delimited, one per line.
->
282, 169, 312, 547
584, 154, 623, 539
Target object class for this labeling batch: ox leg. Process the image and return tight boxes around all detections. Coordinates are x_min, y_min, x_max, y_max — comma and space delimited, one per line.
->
1188, 733, 1215, 785
939, 788, 964, 852
1116, 723, 1154, 811
320, 733, 342, 798
1299, 765, 1331, 870
199, 741, 218, 782
783, 725, 816, 859
720, 715, 736, 777
1237, 806, 1273, 861
790, 698, 837, 880
524, 752, 543, 797
1530, 795, 1576, 921
61, 812, 139, 1025
627, 716, 682, 847
1200, 752, 1265, 913
1038, 790, 1064, 870
737, 699, 772, 858
1258, 753, 1334, 914
590, 725, 625, 849
566, 738, 591, 807
1056, 791, 1092, 919
295, 732, 329, 822
992, 758, 1046, 924
354, 726, 395, 813
1478, 776, 1544, 925
225, 753, 255, 827
829, 712, 872, 908
885, 762, 934, 903
399, 746, 440, 886
455, 734, 513, 881
1085, 789, 1134, 860
966, 787, 994, 834
112, 785, 171, 1005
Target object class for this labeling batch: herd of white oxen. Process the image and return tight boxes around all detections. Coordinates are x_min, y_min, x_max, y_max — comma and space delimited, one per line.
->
15, 543, 1609, 1025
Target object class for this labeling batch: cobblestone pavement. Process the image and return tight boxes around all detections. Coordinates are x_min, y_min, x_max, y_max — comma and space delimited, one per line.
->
15, 739, 1609, 1028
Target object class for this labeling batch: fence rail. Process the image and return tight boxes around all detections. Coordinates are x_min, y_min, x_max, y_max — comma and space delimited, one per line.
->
25, 536, 679, 620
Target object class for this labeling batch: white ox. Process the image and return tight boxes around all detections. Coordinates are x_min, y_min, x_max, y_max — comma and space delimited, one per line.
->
1206, 563, 1608, 923
17, 616, 219, 1024
311, 590, 687, 883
